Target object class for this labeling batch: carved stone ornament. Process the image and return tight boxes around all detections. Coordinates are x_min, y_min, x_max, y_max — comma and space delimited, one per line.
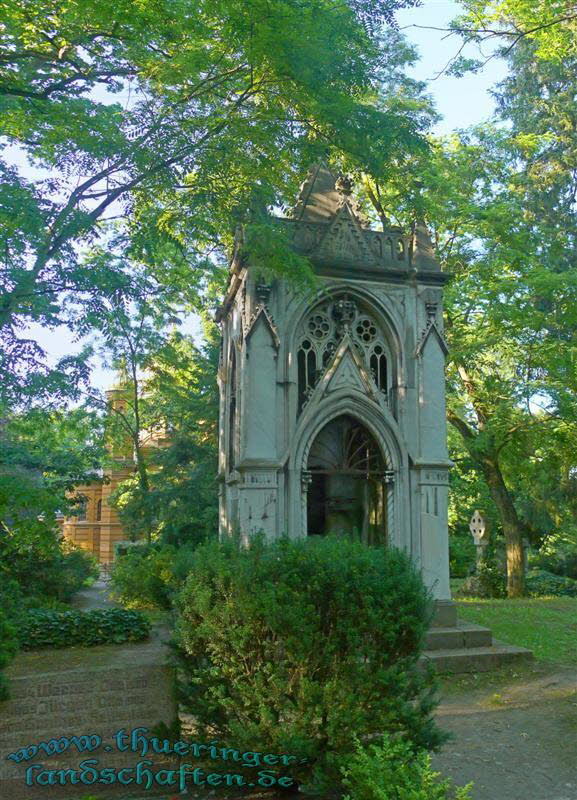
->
335, 174, 354, 196
255, 283, 272, 303
469, 510, 489, 546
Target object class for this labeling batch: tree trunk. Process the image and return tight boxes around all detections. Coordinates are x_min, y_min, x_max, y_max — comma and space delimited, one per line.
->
133, 441, 152, 544
481, 458, 526, 598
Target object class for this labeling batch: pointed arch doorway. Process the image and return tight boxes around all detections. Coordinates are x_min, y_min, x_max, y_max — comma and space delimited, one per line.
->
306, 415, 388, 545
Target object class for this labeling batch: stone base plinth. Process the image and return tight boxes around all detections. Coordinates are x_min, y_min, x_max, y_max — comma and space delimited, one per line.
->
423, 603, 533, 674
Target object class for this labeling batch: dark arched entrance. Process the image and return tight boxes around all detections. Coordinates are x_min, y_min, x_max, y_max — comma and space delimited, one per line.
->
306, 415, 387, 545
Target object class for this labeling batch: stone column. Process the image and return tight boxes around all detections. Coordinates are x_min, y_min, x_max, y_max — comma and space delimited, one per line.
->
300, 470, 312, 537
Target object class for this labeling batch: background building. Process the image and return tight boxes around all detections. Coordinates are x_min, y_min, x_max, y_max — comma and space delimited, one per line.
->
61, 384, 169, 565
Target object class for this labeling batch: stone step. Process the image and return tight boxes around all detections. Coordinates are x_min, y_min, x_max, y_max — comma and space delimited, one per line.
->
425, 621, 493, 651
421, 641, 534, 674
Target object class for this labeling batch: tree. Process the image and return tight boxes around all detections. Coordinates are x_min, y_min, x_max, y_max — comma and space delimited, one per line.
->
77, 240, 220, 546
78, 260, 182, 542
453, 0, 577, 64
111, 326, 220, 547
408, 0, 577, 78
1, 0, 423, 401
354, 32, 577, 596
0, 404, 102, 599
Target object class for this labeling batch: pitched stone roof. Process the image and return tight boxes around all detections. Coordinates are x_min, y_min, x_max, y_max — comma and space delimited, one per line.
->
291, 162, 343, 222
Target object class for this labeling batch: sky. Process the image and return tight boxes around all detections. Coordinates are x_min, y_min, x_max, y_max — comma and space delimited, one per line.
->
26, 0, 508, 391
396, 0, 507, 132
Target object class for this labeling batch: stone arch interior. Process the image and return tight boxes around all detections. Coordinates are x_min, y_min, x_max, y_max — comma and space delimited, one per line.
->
306, 414, 387, 545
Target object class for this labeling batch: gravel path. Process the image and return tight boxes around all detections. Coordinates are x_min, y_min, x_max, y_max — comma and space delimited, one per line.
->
70, 574, 118, 611
432, 665, 577, 800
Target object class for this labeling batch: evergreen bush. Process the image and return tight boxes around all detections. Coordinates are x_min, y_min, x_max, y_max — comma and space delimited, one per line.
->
2, 537, 98, 604
109, 544, 177, 609
525, 569, 577, 597
341, 734, 472, 800
174, 534, 446, 796
455, 558, 507, 598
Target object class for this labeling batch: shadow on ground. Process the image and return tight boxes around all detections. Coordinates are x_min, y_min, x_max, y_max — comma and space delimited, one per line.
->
433, 663, 577, 800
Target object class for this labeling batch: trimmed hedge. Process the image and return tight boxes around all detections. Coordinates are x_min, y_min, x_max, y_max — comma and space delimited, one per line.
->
18, 608, 151, 650
175, 534, 446, 796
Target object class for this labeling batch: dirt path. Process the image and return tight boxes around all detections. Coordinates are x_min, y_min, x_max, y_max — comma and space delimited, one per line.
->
70, 574, 118, 610
432, 664, 577, 800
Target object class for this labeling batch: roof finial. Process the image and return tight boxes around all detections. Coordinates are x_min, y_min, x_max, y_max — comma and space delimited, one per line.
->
335, 174, 354, 196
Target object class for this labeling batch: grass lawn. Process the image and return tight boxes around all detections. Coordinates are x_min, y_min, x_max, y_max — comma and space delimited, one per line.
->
456, 596, 577, 666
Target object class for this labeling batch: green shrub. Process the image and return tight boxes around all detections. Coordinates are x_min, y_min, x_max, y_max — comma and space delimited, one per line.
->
449, 535, 476, 578
525, 569, 577, 597
174, 534, 446, 796
18, 608, 150, 650
475, 560, 507, 598
529, 531, 577, 580
341, 734, 473, 800
455, 559, 507, 599
57, 543, 100, 601
109, 542, 201, 610
109, 544, 177, 609
0, 579, 21, 700
1, 536, 98, 604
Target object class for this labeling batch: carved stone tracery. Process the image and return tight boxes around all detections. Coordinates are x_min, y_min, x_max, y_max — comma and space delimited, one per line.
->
297, 296, 390, 413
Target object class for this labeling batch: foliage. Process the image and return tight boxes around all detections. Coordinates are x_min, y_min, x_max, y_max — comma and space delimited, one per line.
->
109, 544, 178, 610
80, 272, 190, 542
341, 734, 473, 800
529, 530, 577, 580
18, 608, 150, 650
525, 569, 577, 599
449, 534, 476, 578
0, 522, 99, 604
0, 406, 104, 527
457, 597, 577, 666
106, 325, 219, 547
0, 0, 423, 403
0, 404, 103, 602
456, 560, 507, 599
174, 534, 446, 796
357, 26, 577, 598
109, 540, 203, 610
57, 544, 100, 600
447, 427, 501, 539
453, 1, 577, 65
0, 579, 20, 700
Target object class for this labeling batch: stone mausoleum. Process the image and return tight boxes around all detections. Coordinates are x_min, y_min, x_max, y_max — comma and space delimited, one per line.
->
216, 164, 531, 669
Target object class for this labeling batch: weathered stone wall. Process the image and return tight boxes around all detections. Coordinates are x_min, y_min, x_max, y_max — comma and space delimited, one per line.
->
0, 632, 177, 799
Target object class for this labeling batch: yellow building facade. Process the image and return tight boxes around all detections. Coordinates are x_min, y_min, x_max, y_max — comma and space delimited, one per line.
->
60, 463, 135, 566
61, 385, 169, 565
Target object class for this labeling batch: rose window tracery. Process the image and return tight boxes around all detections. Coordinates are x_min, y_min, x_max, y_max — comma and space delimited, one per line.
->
307, 313, 331, 340
355, 317, 377, 343
297, 297, 391, 414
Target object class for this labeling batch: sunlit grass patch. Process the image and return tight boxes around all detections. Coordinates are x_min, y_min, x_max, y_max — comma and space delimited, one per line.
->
456, 597, 577, 666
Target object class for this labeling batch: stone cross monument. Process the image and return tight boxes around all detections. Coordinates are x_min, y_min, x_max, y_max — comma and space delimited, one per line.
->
216, 163, 455, 621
